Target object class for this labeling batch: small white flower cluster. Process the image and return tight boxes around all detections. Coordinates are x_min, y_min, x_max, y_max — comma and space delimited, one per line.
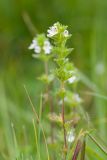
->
29, 39, 52, 54
47, 23, 58, 37
29, 22, 70, 56
47, 23, 69, 38
67, 129, 75, 143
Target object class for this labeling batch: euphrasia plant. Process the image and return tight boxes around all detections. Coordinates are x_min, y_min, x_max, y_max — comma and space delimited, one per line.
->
29, 22, 82, 160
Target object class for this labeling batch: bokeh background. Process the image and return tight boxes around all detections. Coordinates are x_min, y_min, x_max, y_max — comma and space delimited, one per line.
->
0, 0, 107, 159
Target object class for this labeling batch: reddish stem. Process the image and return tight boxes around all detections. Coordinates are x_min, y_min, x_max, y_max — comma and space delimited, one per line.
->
72, 139, 82, 160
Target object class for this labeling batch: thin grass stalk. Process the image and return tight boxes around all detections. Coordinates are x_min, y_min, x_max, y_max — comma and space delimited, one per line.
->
11, 123, 19, 158
88, 133, 107, 155
33, 119, 41, 160
24, 85, 50, 160
38, 94, 43, 153
61, 82, 67, 159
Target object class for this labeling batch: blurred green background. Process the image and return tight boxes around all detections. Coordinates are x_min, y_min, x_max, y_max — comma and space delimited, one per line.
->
0, 0, 107, 159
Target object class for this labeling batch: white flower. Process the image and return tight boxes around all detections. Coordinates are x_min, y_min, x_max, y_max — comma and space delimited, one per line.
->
67, 130, 75, 143
73, 94, 81, 103
29, 39, 41, 53
68, 76, 77, 84
47, 24, 58, 37
28, 39, 37, 50
63, 30, 69, 37
43, 40, 52, 54
34, 45, 41, 53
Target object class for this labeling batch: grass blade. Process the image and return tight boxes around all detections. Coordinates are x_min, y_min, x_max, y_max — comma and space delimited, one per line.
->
24, 85, 50, 160
33, 119, 41, 160
88, 133, 107, 155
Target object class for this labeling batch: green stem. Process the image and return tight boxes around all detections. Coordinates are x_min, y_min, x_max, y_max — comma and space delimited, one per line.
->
44, 61, 54, 143
44, 61, 48, 75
